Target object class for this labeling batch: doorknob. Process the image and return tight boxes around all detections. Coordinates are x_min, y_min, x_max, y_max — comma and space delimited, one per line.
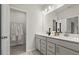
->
1, 36, 8, 39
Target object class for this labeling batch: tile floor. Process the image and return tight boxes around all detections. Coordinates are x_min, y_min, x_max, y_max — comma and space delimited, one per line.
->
10, 45, 42, 55
19, 50, 42, 55
10, 44, 26, 55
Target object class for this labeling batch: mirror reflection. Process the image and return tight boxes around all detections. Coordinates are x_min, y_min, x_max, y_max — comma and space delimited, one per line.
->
60, 16, 79, 34
66, 16, 78, 34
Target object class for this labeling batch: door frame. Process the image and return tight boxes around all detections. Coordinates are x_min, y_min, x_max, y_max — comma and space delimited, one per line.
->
0, 4, 1, 55
10, 6, 27, 54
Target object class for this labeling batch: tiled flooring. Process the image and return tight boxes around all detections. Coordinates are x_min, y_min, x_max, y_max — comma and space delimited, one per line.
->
10, 44, 26, 55
19, 50, 42, 55
10, 45, 42, 55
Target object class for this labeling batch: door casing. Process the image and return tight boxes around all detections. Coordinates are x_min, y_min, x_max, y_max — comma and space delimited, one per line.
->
10, 6, 27, 54
0, 4, 1, 55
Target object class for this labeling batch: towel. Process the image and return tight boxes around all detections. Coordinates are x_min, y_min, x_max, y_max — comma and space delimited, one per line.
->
18, 24, 24, 41
10, 23, 16, 41
15, 24, 19, 36
11, 23, 24, 44
19, 24, 23, 35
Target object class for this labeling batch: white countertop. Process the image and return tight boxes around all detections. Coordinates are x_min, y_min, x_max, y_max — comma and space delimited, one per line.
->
36, 33, 79, 43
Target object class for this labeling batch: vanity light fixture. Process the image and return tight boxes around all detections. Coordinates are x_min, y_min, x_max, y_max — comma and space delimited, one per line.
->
42, 4, 65, 15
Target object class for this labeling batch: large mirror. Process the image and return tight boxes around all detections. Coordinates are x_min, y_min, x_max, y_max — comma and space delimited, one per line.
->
45, 13, 79, 34
60, 16, 79, 34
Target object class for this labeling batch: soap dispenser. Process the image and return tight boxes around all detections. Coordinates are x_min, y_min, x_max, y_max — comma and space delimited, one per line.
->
48, 28, 51, 36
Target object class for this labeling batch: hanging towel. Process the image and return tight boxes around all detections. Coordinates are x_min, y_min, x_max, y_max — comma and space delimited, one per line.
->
10, 23, 16, 41
11, 23, 24, 44
18, 24, 24, 41
15, 24, 19, 36
20, 24, 23, 35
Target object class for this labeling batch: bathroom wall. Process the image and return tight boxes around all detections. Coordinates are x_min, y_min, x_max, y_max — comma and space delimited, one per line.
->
42, 11, 57, 34
44, 5, 79, 37
10, 4, 43, 51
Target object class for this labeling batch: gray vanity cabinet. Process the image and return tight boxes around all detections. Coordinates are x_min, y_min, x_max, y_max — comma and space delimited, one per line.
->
56, 45, 79, 55
35, 35, 47, 54
54, 38, 79, 55
35, 34, 79, 55
35, 37, 41, 51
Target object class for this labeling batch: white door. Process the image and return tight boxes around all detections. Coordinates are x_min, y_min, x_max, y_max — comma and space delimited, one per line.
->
1, 4, 10, 55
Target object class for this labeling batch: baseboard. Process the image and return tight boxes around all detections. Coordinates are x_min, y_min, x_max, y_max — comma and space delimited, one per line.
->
26, 48, 36, 52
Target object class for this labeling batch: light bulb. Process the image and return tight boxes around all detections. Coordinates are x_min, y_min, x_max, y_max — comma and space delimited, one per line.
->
48, 6, 52, 10
45, 9, 47, 12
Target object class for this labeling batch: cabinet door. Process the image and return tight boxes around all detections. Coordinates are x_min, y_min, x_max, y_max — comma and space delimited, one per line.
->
47, 41, 55, 55
56, 45, 79, 55
41, 46, 46, 55
36, 38, 41, 51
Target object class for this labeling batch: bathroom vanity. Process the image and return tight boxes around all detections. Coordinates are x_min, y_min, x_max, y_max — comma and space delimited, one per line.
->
35, 34, 79, 55
35, 16, 79, 55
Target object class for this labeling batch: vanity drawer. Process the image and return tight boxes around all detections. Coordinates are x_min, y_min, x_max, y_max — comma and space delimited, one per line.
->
54, 39, 79, 52
47, 49, 55, 55
41, 45, 46, 50
36, 35, 46, 40
47, 37, 55, 43
41, 40, 46, 46
47, 41, 55, 52
41, 47, 46, 55
41, 43, 46, 49
56, 45, 79, 55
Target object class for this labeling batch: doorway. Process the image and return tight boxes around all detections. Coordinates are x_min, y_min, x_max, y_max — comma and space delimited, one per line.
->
10, 7, 26, 55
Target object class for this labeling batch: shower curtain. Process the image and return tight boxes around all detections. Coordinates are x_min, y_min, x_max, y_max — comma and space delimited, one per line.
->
10, 22, 24, 46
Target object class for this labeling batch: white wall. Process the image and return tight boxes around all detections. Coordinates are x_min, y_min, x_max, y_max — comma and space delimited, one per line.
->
10, 4, 43, 51
42, 12, 57, 34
